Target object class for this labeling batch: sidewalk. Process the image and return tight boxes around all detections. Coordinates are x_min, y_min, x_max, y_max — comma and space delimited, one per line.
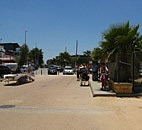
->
89, 80, 116, 97
89, 78, 142, 97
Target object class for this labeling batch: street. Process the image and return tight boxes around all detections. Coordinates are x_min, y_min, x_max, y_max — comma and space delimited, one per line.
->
0, 75, 142, 130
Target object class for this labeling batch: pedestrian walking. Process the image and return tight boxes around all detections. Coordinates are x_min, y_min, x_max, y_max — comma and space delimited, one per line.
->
76, 66, 80, 81
99, 63, 109, 90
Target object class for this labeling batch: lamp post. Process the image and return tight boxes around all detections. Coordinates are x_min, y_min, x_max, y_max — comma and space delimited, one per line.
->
25, 30, 28, 44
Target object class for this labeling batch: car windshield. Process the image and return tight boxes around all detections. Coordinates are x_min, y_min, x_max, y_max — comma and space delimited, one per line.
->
65, 67, 72, 70
49, 67, 56, 69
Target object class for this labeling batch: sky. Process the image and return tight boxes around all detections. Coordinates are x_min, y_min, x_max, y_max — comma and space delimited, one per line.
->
0, 0, 142, 62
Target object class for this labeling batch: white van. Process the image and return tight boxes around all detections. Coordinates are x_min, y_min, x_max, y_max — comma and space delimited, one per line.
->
3, 63, 18, 72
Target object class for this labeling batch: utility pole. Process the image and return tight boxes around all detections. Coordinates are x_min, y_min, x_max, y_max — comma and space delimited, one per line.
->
76, 40, 78, 56
35, 43, 37, 48
65, 47, 67, 52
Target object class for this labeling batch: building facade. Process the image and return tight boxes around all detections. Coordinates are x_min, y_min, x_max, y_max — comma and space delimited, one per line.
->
0, 43, 20, 64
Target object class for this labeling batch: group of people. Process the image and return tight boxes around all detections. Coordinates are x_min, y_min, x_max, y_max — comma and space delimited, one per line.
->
76, 63, 110, 90
76, 64, 90, 81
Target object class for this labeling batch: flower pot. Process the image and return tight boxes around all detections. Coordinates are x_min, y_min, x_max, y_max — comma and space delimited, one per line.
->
112, 82, 132, 94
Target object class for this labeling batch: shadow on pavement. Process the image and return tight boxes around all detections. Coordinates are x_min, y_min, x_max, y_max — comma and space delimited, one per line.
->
0, 105, 15, 109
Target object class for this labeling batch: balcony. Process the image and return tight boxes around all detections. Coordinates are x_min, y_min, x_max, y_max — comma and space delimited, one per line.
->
0, 53, 16, 63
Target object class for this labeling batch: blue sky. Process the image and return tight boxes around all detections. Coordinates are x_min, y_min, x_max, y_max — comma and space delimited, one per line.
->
0, 0, 142, 62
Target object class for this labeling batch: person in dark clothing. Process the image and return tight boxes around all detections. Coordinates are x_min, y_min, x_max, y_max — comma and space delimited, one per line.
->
80, 67, 90, 86
76, 66, 80, 81
92, 64, 98, 81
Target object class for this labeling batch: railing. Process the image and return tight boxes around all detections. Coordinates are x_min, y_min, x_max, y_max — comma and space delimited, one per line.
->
34, 68, 48, 75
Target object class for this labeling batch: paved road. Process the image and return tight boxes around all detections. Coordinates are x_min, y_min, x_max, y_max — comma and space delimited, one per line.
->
0, 75, 142, 130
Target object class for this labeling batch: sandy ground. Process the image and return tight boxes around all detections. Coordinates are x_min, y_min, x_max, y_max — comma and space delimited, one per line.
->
0, 74, 142, 130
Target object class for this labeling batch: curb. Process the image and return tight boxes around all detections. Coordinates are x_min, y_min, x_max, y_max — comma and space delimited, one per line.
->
89, 81, 116, 97
89, 81, 142, 97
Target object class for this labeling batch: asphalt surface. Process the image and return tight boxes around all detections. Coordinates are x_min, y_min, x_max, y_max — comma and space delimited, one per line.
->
0, 74, 142, 130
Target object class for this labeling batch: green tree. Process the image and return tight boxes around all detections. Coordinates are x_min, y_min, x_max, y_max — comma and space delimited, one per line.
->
100, 21, 142, 82
29, 47, 44, 67
91, 47, 103, 61
100, 21, 141, 61
82, 50, 92, 63
76, 56, 89, 65
18, 44, 29, 66
38, 49, 44, 66
83, 50, 91, 57
58, 52, 71, 66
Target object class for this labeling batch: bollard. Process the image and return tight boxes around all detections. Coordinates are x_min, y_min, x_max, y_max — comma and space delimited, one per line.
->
41, 69, 42, 75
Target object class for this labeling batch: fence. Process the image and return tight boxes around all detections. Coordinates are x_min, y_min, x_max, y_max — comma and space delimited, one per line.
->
108, 52, 132, 83
34, 68, 48, 75
133, 51, 142, 92
107, 51, 142, 93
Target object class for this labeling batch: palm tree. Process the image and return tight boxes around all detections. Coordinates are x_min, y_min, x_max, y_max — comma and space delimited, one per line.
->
83, 50, 91, 57
58, 52, 71, 66
91, 47, 103, 61
100, 22, 142, 82
101, 22, 140, 60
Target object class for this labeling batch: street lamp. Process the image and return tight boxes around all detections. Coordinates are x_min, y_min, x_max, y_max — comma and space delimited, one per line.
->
25, 30, 28, 44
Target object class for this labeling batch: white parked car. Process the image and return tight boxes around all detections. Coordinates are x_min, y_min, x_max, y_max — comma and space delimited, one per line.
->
3, 63, 18, 72
20, 65, 34, 73
63, 66, 74, 75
